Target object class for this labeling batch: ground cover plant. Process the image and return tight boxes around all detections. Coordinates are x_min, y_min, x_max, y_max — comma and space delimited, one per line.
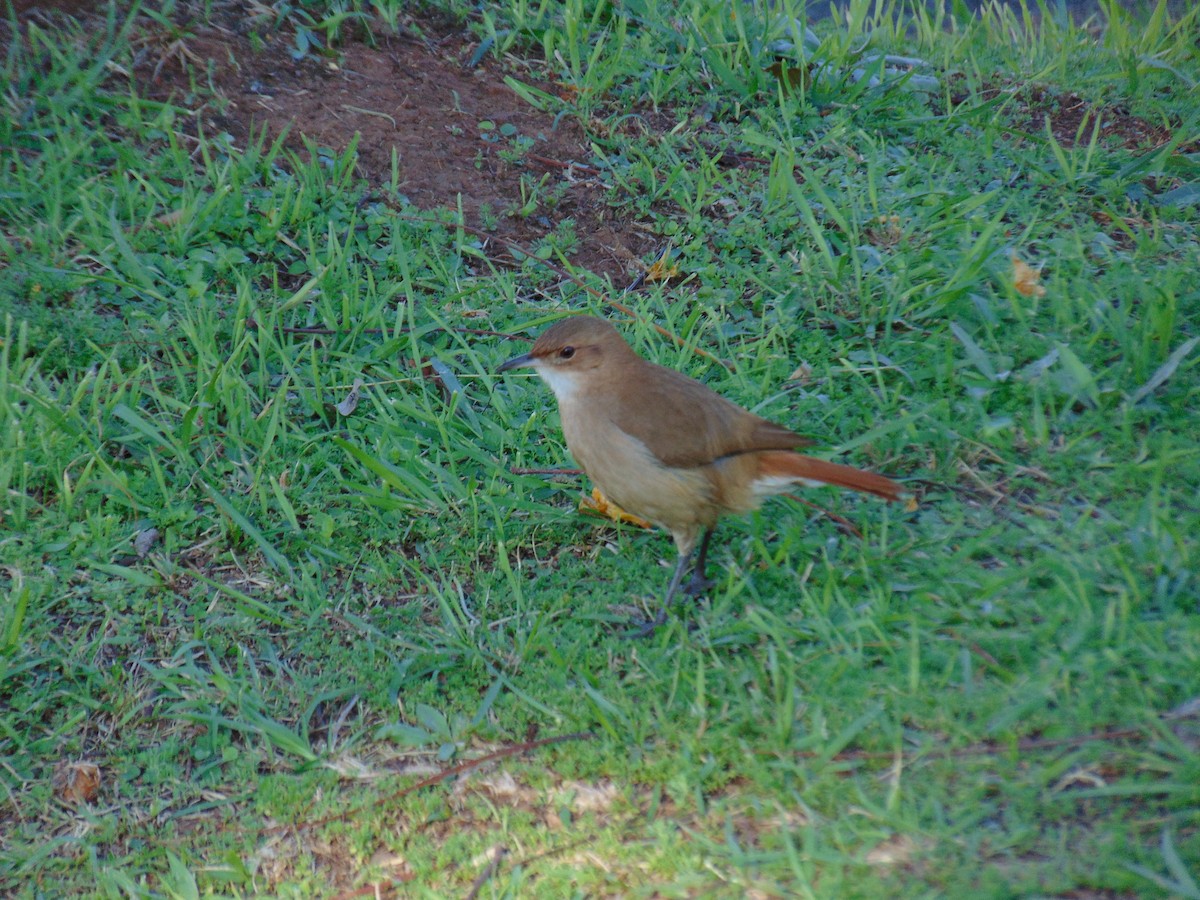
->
1, 0, 1198, 895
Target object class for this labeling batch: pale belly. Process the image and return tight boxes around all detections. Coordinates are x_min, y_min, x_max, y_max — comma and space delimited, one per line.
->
560, 411, 716, 536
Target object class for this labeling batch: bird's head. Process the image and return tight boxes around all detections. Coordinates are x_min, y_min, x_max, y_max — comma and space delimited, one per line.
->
496, 316, 632, 401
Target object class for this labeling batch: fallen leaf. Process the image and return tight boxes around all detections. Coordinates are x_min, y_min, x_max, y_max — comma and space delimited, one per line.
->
558, 779, 620, 813
866, 834, 917, 866
644, 248, 681, 283
579, 488, 653, 529
367, 848, 414, 880
458, 771, 536, 806
766, 809, 811, 829
133, 527, 159, 558
335, 379, 364, 416
786, 361, 813, 384
866, 214, 904, 247
53, 761, 101, 804
1011, 251, 1046, 297
155, 209, 186, 228
1052, 767, 1107, 792
766, 59, 810, 91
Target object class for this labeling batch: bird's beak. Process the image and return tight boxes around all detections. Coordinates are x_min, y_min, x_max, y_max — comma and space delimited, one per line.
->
496, 352, 534, 373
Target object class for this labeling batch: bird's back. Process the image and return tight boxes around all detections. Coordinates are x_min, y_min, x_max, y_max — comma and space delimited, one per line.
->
602, 358, 810, 469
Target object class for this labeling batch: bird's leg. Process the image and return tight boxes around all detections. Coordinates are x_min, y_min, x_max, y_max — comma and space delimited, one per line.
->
659, 549, 693, 615
625, 548, 693, 639
682, 527, 715, 598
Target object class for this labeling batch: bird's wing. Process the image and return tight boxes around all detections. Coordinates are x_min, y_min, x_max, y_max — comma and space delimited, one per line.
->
607, 362, 811, 468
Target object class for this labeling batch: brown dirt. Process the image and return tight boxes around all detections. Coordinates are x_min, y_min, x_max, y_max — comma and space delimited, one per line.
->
1007, 85, 1186, 150
13, 1, 656, 284
957, 80, 1191, 152
174, 11, 656, 283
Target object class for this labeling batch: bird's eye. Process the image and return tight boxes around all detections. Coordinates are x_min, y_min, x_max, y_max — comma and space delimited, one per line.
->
559, 346, 575, 359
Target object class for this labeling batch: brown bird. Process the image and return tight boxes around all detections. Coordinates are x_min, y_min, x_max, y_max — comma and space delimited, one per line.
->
497, 316, 903, 631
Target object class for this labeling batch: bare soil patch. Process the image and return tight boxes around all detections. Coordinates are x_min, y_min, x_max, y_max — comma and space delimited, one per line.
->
156, 12, 654, 283
12, 2, 656, 284
1007, 84, 1188, 151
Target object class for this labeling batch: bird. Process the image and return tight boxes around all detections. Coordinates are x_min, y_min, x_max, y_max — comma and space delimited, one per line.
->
497, 315, 904, 632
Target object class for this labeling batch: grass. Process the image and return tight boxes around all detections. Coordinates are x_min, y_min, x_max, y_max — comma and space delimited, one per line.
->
2, 0, 1199, 895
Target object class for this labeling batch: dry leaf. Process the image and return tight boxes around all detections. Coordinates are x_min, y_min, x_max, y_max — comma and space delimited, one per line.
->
559, 779, 619, 813
786, 361, 813, 384
766, 59, 810, 91
155, 209, 186, 228
579, 488, 653, 529
335, 379, 364, 416
367, 848, 413, 879
866, 834, 917, 866
1011, 252, 1046, 297
866, 214, 904, 247
133, 527, 159, 558
460, 771, 536, 806
644, 249, 681, 283
1052, 767, 1107, 792
766, 809, 810, 829
53, 761, 101, 804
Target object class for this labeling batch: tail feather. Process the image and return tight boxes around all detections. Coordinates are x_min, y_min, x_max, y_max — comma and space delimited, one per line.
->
755, 451, 904, 502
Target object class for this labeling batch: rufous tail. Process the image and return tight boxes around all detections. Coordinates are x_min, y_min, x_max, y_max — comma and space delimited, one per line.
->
757, 451, 904, 502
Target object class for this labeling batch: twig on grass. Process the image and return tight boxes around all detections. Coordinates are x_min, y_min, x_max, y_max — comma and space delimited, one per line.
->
526, 153, 604, 176
465, 845, 508, 900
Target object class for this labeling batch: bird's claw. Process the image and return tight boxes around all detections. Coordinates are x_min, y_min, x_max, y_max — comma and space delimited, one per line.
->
683, 572, 714, 598
621, 609, 668, 639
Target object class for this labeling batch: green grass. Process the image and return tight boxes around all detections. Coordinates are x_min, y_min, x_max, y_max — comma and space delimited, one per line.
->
2, 0, 1199, 895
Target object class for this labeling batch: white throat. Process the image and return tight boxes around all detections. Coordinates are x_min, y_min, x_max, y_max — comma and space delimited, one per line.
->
534, 365, 581, 404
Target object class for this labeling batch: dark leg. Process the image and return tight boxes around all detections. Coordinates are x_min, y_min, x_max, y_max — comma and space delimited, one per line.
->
625, 549, 692, 639
682, 527, 715, 598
